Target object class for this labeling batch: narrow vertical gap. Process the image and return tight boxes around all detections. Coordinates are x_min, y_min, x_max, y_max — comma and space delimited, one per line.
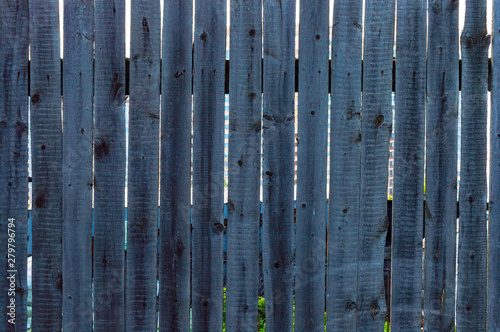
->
357, 3, 366, 329
293, 4, 300, 327
191, 96, 194, 204
125, 96, 129, 245
60, 1, 64, 59
224, 94, 229, 203
455, 90, 462, 324
125, 0, 131, 58
422, 3, 429, 325
157, 92, 162, 330
226, 0, 230, 60
388, 95, 395, 198
91, 5, 96, 329
260, 0, 264, 204
294, 93, 298, 202
27, 95, 33, 331
190, 93, 194, 330
487, 92, 492, 205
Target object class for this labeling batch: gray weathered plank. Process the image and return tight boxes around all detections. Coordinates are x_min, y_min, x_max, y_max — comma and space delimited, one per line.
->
93, 0, 126, 330
261, 0, 295, 331
357, 0, 395, 329
226, 0, 262, 330
192, 0, 226, 330
424, 1, 459, 330
294, 0, 329, 331
457, 0, 489, 330
62, 0, 93, 331
490, 1, 500, 329
126, 0, 160, 331
29, 0, 63, 329
159, 0, 192, 330
391, 0, 427, 329
0, 0, 29, 330
327, 0, 362, 331
391, 0, 427, 331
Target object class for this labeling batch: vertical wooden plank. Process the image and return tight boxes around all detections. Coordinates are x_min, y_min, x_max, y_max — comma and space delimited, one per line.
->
327, 0, 362, 331
93, 0, 126, 330
490, 1, 500, 329
62, 0, 93, 331
226, 0, 262, 330
159, 0, 192, 330
0, 0, 29, 330
29, 0, 62, 329
357, 0, 395, 329
295, 0, 329, 330
424, 1, 459, 330
126, 0, 160, 330
192, 0, 226, 330
261, 0, 295, 331
457, 0, 489, 330
391, 0, 427, 329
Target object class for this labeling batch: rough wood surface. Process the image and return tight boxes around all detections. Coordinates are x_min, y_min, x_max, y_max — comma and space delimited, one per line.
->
126, 0, 160, 331
327, 0, 362, 330
357, 0, 395, 329
226, 0, 262, 330
261, 0, 295, 331
62, 0, 93, 331
391, 0, 427, 329
192, 0, 226, 330
457, 0, 489, 330
0, 0, 29, 330
93, 0, 126, 330
424, 1, 459, 331
294, 0, 329, 331
29, 0, 63, 329
159, 0, 192, 331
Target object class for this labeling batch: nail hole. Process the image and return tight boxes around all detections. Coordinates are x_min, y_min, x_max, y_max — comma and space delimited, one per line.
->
32, 94, 41, 104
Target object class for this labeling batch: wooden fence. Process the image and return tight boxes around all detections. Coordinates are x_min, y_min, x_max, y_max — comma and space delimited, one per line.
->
1, 0, 499, 331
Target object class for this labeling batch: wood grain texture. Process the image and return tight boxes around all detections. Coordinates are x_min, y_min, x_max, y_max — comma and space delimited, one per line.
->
29, 0, 63, 329
62, 0, 93, 331
0, 0, 29, 330
159, 0, 192, 330
490, 1, 500, 329
327, 0, 362, 330
457, 0, 489, 330
261, 0, 295, 331
357, 0, 395, 329
424, 1, 459, 331
93, 0, 126, 330
192, 0, 226, 330
391, 0, 427, 329
226, 0, 262, 330
295, 0, 329, 331
126, 0, 160, 331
